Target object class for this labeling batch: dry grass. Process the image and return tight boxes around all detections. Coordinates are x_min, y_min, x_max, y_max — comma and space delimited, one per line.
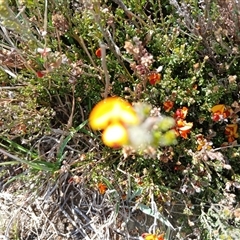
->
0, 171, 166, 240
0, 127, 169, 240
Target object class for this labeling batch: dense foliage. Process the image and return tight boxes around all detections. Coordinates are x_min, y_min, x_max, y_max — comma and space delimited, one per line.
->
1, 0, 240, 239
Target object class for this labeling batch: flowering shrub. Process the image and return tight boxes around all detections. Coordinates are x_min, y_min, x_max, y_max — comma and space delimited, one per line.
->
1, 0, 240, 239
210, 104, 239, 143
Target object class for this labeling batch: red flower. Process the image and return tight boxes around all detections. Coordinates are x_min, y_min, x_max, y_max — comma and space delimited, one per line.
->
148, 73, 161, 85
174, 107, 188, 119
212, 113, 220, 122
36, 71, 45, 78
95, 48, 102, 58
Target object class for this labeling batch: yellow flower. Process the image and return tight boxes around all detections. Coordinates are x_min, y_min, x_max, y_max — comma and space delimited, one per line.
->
89, 97, 140, 148
211, 104, 225, 114
102, 123, 129, 148
141, 233, 164, 240
211, 104, 231, 121
89, 97, 139, 130
196, 134, 212, 151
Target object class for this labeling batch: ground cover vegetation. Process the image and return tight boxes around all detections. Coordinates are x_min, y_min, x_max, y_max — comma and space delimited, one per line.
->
0, 0, 240, 239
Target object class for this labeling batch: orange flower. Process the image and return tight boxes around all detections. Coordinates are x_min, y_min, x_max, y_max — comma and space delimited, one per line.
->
95, 48, 101, 58
148, 73, 161, 85
176, 119, 193, 139
141, 233, 164, 240
174, 107, 188, 119
163, 100, 174, 112
211, 104, 231, 121
181, 107, 188, 119
173, 107, 192, 139
225, 124, 239, 142
196, 135, 212, 151
223, 109, 231, 119
176, 119, 185, 128
178, 127, 192, 139
98, 182, 107, 194
121, 193, 127, 200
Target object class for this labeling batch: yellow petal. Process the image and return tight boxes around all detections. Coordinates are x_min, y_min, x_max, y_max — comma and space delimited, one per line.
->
181, 107, 189, 119
102, 123, 129, 148
143, 234, 156, 240
226, 124, 238, 133
89, 97, 139, 130
211, 104, 225, 114
142, 233, 163, 240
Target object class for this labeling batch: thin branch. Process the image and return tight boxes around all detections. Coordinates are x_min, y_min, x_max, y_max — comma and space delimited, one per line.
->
213, 144, 240, 152
0, 86, 25, 90
71, 33, 97, 69
111, 0, 147, 27
100, 43, 110, 99
66, 85, 76, 129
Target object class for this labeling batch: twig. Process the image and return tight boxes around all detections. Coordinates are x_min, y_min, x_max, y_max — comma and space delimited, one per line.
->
100, 43, 110, 98
0, 65, 17, 78
90, 3, 133, 82
112, 0, 147, 27
213, 144, 240, 152
66, 86, 76, 129
71, 33, 97, 69
43, 0, 48, 43
0, 86, 24, 90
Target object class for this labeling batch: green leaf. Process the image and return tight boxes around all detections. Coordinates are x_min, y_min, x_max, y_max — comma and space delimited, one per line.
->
56, 120, 88, 164
138, 203, 175, 229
